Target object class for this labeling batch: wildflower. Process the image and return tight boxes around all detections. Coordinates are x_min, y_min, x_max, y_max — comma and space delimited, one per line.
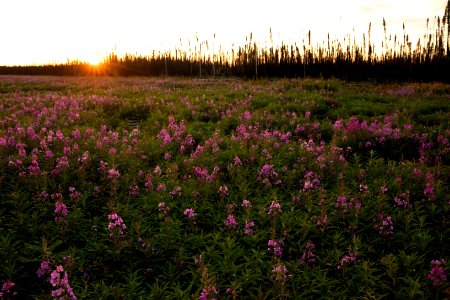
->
56, 156, 69, 169
413, 168, 422, 177
359, 184, 368, 193
108, 168, 120, 179
394, 191, 411, 208
242, 199, 252, 208
1, 280, 17, 297
224, 214, 237, 229
374, 214, 394, 237
268, 200, 281, 215
157, 129, 172, 147
170, 186, 182, 197
108, 212, 126, 237
48, 265, 77, 300
108, 147, 117, 155
37, 260, 51, 278
427, 259, 447, 287
157, 202, 170, 215
55, 201, 68, 223
164, 152, 171, 160
338, 251, 357, 270
316, 213, 328, 228
424, 183, 436, 200
244, 219, 256, 235
305, 111, 311, 119
69, 187, 81, 201
267, 239, 284, 258
300, 241, 316, 266
157, 183, 167, 191
153, 166, 162, 175
257, 164, 280, 188
272, 263, 289, 282
45, 149, 54, 159
98, 160, 108, 173
184, 208, 197, 219
128, 185, 139, 196
217, 185, 229, 197
199, 286, 218, 300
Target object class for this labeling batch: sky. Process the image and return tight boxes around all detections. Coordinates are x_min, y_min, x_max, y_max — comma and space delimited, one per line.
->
0, 0, 447, 66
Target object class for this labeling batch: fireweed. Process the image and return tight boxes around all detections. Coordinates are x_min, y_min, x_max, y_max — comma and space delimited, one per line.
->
0, 78, 448, 298
427, 259, 447, 287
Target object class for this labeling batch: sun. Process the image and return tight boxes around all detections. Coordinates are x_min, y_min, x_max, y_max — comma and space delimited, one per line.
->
84, 53, 104, 66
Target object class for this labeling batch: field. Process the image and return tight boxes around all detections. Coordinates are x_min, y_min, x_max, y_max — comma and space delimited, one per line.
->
0, 75, 449, 299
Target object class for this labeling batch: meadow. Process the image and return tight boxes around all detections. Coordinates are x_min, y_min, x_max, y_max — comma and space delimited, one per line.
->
0, 75, 449, 299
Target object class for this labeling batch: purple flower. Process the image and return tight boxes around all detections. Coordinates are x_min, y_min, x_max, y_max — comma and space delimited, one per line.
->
242, 199, 252, 208
374, 214, 394, 237
338, 251, 357, 270
300, 241, 316, 265
267, 239, 284, 258
224, 214, 237, 229
199, 286, 218, 300
244, 219, 255, 235
268, 201, 281, 215
427, 259, 447, 286
37, 260, 51, 278
108, 212, 126, 237
184, 208, 197, 219
272, 263, 289, 282
108, 168, 120, 179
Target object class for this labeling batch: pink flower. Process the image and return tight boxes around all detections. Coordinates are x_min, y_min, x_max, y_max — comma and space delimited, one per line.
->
199, 286, 218, 300
268, 201, 281, 215
242, 199, 252, 208
427, 259, 447, 286
224, 214, 237, 229
305, 111, 311, 119
272, 263, 289, 282
300, 241, 316, 265
338, 251, 357, 270
108, 168, 120, 179
184, 208, 197, 219
244, 219, 255, 235
108, 212, 126, 237
267, 239, 284, 257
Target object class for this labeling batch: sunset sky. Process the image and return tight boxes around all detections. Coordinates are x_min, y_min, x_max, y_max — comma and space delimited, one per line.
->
0, 0, 447, 66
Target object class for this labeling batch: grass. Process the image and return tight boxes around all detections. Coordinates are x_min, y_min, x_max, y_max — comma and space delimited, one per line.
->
0, 76, 449, 299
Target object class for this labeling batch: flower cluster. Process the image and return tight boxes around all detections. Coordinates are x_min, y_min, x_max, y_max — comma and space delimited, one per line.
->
37, 261, 76, 299
373, 214, 394, 237
244, 219, 256, 235
268, 201, 282, 215
49, 265, 77, 299
184, 208, 197, 219
267, 239, 284, 258
272, 263, 290, 282
107, 212, 126, 238
427, 259, 447, 287
224, 214, 237, 229
300, 241, 316, 266
257, 164, 281, 188
338, 251, 357, 270
157, 202, 170, 216
194, 166, 219, 182
199, 286, 218, 300
54, 201, 68, 223
0, 280, 17, 298
335, 195, 361, 213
